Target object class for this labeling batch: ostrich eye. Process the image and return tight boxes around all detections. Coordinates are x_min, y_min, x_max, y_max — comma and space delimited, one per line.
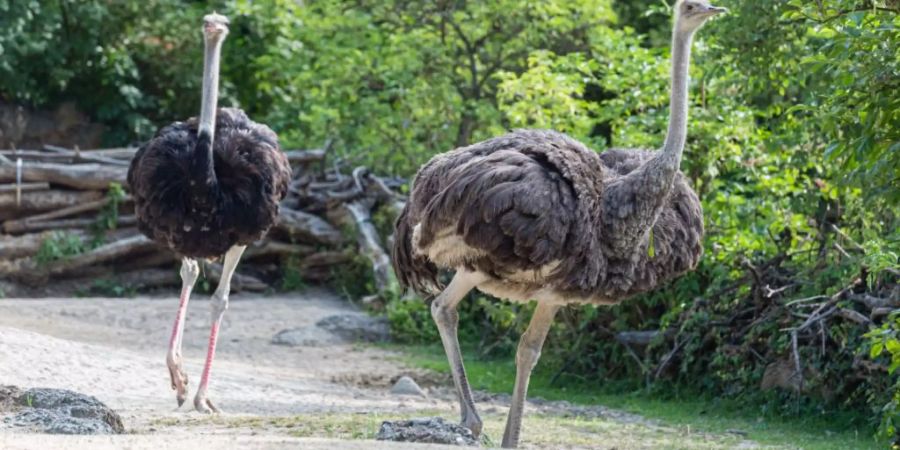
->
686, 4, 694, 10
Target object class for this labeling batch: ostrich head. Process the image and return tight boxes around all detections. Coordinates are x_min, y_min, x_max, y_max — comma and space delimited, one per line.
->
203, 13, 230, 41
674, 0, 727, 34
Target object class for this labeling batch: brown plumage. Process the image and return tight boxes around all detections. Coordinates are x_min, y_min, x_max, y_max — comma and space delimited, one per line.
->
391, 1, 724, 447
393, 129, 703, 305
127, 107, 291, 258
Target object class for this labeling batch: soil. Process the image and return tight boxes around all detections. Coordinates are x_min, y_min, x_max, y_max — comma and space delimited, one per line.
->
0, 289, 762, 449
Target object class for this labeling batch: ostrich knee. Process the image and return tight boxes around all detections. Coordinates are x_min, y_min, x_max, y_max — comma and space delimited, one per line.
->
515, 337, 543, 372
431, 298, 458, 329
180, 259, 200, 285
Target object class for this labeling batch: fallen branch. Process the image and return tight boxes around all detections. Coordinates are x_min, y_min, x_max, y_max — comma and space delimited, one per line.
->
0, 182, 49, 193
0, 190, 104, 211
3, 195, 132, 234
345, 199, 395, 293
3, 215, 136, 234
276, 207, 343, 245
0, 161, 126, 190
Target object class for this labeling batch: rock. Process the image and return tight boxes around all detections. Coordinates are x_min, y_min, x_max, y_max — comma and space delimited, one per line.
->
0, 386, 124, 434
377, 417, 478, 446
390, 376, 427, 397
271, 327, 341, 347
315, 314, 390, 343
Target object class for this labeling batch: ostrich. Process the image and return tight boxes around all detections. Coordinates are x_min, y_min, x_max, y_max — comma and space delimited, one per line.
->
392, 1, 725, 447
127, 13, 291, 413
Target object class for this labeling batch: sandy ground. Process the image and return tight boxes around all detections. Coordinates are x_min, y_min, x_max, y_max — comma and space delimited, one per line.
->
0, 290, 761, 449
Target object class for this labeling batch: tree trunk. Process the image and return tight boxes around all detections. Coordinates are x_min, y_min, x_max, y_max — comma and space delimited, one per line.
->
0, 190, 104, 211
345, 199, 395, 293
276, 207, 343, 245
0, 162, 127, 190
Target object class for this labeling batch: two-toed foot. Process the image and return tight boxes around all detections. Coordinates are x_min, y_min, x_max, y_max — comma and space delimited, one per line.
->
194, 393, 220, 414
166, 352, 189, 407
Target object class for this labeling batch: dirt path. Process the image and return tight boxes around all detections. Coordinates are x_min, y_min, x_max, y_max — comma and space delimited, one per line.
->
0, 291, 762, 449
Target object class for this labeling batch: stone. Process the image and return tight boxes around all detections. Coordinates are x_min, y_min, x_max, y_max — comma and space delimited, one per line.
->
271, 327, 340, 347
0, 386, 124, 434
390, 376, 427, 397
315, 314, 390, 343
376, 417, 478, 446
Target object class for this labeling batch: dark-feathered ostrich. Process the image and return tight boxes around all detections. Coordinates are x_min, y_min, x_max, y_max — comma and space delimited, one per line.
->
392, 1, 725, 447
127, 13, 291, 413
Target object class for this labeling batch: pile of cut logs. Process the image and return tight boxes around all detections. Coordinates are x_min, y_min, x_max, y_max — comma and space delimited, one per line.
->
0, 144, 404, 295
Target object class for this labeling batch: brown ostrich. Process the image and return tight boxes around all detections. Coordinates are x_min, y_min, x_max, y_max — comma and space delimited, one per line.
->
127, 13, 291, 413
392, 1, 726, 447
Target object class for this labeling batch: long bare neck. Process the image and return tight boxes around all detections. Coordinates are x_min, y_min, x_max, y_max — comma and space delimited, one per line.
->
198, 36, 224, 141
190, 34, 224, 198
599, 21, 696, 258
661, 26, 694, 165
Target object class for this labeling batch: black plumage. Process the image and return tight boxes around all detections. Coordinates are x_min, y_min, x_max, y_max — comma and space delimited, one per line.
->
127, 108, 291, 258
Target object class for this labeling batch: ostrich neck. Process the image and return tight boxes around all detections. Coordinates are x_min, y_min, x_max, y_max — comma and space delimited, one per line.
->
190, 34, 224, 200
198, 36, 224, 141
661, 28, 694, 165
599, 24, 696, 258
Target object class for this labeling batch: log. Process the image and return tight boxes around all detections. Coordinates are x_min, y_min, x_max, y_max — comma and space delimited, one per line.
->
345, 199, 395, 293
300, 250, 353, 268
116, 250, 176, 271
202, 261, 268, 292
112, 268, 179, 290
0, 230, 87, 259
0, 182, 50, 193
44, 234, 155, 276
0, 162, 127, 190
0, 234, 156, 281
43, 145, 130, 166
4, 215, 136, 234
276, 207, 343, 245
3, 195, 132, 234
0, 190, 104, 211
244, 240, 315, 259
284, 148, 326, 164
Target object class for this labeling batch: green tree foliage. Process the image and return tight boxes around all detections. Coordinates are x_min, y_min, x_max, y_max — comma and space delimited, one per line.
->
1, 0, 897, 438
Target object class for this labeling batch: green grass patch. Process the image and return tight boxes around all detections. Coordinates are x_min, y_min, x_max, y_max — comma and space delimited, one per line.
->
392, 343, 881, 450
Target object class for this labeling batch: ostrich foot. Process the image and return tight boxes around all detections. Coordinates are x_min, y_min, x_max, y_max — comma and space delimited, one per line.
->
462, 412, 483, 439
194, 394, 220, 414
166, 352, 189, 407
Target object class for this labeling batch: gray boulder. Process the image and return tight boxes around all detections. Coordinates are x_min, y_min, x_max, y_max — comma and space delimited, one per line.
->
390, 376, 427, 397
0, 386, 124, 434
315, 314, 391, 343
271, 327, 340, 347
377, 417, 478, 446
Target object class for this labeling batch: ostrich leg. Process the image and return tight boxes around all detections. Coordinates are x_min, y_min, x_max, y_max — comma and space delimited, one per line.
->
431, 270, 489, 437
166, 258, 200, 407
501, 302, 559, 448
194, 245, 246, 413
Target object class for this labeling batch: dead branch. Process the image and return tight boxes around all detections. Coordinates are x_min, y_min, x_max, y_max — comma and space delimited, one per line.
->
0, 230, 87, 259
0, 182, 49, 193
345, 199, 395, 293
0, 190, 104, 211
276, 207, 343, 245
3, 195, 132, 234
0, 162, 126, 190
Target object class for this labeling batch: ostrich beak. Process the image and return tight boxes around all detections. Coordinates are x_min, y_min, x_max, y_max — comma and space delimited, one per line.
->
705, 5, 728, 15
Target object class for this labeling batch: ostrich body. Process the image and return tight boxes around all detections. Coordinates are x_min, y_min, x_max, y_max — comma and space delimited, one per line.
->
392, 1, 725, 447
127, 13, 291, 413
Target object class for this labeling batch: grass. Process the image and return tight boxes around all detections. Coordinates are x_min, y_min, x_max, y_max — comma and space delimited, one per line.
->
390, 343, 882, 450
151, 409, 750, 449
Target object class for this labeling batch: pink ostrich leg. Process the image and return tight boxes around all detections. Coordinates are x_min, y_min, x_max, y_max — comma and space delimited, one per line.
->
166, 258, 199, 406
194, 245, 246, 413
